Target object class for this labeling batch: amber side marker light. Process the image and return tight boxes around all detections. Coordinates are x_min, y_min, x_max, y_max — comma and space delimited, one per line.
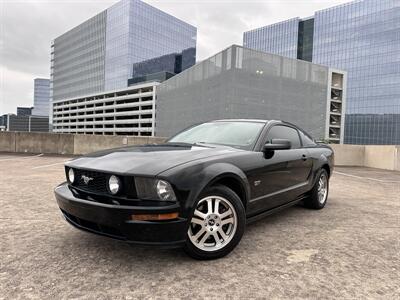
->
131, 212, 179, 221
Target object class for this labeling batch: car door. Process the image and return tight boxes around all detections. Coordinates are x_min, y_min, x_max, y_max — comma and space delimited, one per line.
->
247, 124, 312, 213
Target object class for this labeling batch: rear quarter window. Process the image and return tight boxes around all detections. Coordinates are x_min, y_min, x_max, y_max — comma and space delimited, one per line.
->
266, 125, 301, 149
300, 131, 316, 147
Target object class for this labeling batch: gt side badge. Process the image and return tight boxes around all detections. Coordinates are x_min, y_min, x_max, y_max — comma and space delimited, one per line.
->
254, 180, 261, 186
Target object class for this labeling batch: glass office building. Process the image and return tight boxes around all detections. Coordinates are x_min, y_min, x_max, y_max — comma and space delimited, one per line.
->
243, 0, 400, 144
32, 78, 50, 116
51, 0, 197, 101
127, 47, 196, 84
51, 12, 107, 101
243, 18, 300, 59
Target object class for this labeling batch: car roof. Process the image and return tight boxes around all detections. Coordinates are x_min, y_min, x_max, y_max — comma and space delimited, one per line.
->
211, 119, 295, 126
212, 119, 270, 123
211, 119, 303, 130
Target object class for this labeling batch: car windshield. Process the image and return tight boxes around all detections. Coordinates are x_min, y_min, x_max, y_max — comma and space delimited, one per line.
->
168, 121, 265, 150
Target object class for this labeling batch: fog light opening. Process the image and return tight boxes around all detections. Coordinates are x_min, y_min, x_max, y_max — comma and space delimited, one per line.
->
131, 212, 179, 221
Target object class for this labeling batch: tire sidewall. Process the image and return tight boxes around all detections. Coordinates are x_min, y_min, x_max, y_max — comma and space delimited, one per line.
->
184, 185, 246, 260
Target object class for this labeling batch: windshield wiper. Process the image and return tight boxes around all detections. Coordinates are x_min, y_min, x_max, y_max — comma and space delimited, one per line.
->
162, 142, 194, 147
164, 142, 216, 148
194, 142, 244, 150
193, 142, 218, 148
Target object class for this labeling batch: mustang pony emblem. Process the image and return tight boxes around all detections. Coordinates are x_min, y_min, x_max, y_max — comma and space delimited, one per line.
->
81, 175, 94, 185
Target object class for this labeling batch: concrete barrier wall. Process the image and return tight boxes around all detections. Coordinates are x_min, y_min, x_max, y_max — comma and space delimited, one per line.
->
364, 145, 397, 170
0, 132, 166, 155
0, 132, 16, 152
73, 135, 127, 155
15, 132, 74, 154
0, 132, 399, 171
72, 135, 166, 154
330, 144, 365, 166
332, 144, 399, 171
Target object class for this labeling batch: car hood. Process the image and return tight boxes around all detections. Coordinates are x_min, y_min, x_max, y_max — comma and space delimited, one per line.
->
66, 144, 240, 176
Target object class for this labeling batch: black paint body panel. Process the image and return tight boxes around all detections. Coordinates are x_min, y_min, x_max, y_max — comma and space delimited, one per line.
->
55, 120, 334, 246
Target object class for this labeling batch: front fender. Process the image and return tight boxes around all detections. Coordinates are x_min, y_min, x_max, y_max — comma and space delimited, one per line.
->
160, 162, 250, 217
196, 162, 251, 206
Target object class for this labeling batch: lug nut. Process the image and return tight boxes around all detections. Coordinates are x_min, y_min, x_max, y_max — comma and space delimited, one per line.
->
210, 228, 213, 231
214, 216, 217, 219
216, 223, 219, 226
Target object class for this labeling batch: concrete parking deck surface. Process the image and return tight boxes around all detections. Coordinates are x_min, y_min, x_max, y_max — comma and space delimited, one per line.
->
1, 153, 399, 299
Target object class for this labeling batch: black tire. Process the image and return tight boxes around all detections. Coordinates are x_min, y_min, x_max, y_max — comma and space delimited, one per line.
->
184, 185, 246, 260
304, 169, 329, 210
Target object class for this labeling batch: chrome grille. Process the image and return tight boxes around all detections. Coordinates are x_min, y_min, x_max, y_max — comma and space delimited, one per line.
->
72, 169, 108, 194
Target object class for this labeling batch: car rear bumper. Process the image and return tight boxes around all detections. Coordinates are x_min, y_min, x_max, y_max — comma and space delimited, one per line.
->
54, 183, 188, 248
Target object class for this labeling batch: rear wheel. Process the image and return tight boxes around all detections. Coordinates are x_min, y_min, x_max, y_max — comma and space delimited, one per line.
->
304, 169, 329, 209
184, 185, 245, 260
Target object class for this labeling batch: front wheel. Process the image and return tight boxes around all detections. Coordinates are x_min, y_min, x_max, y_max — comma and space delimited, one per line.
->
304, 169, 329, 209
184, 185, 245, 260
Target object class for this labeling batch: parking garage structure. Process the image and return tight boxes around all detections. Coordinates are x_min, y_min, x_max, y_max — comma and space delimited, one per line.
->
52, 82, 157, 136
156, 45, 346, 143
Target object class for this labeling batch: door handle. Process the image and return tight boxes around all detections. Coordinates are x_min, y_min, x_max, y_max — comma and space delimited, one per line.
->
302, 154, 308, 161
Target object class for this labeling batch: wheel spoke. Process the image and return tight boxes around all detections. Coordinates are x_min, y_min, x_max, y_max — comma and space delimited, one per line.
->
213, 232, 222, 247
214, 199, 220, 214
218, 228, 229, 241
193, 228, 206, 242
221, 217, 234, 226
207, 198, 213, 214
194, 209, 206, 220
220, 208, 232, 219
191, 217, 204, 226
199, 232, 210, 245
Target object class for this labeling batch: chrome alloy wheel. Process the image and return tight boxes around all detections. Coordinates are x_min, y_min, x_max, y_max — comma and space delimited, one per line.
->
188, 196, 237, 252
317, 173, 328, 204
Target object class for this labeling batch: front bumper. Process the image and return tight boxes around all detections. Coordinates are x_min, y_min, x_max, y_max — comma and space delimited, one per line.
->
54, 183, 188, 247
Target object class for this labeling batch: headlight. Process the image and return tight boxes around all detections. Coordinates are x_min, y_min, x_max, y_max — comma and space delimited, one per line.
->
135, 178, 177, 201
156, 180, 176, 201
108, 175, 121, 195
67, 168, 75, 183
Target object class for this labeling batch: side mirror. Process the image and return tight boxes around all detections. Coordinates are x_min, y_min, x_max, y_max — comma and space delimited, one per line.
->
263, 139, 291, 151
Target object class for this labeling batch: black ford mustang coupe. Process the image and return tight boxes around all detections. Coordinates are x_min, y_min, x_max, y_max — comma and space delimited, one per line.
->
55, 119, 333, 259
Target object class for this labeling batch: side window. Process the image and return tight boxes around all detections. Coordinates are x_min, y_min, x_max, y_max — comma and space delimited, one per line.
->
299, 130, 316, 147
265, 125, 301, 149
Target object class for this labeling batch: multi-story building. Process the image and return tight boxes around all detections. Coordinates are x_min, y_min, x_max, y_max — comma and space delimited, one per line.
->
243, 0, 399, 144
156, 45, 346, 143
52, 82, 157, 136
17, 107, 33, 117
1, 114, 49, 132
32, 78, 50, 116
129, 48, 196, 85
243, 18, 300, 60
51, 0, 196, 136
0, 115, 6, 131
51, 0, 196, 101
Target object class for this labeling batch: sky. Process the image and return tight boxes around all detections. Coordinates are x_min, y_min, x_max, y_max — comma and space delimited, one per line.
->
0, 0, 349, 115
